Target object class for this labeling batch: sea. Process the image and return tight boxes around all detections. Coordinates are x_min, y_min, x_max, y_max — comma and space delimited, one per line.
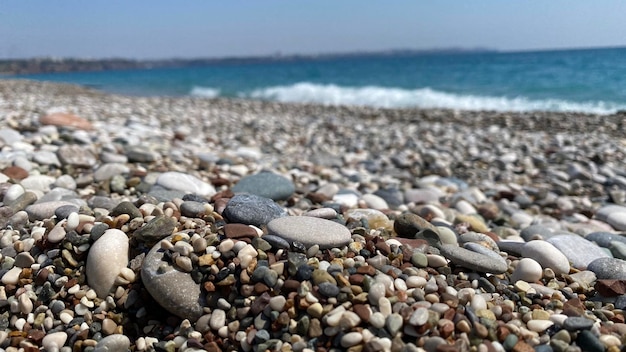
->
12, 47, 626, 115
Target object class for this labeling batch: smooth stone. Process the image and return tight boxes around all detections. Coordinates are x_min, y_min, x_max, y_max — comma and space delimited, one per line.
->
409, 307, 429, 326
2, 184, 25, 204
93, 334, 131, 352
110, 201, 142, 219
511, 257, 543, 283
156, 171, 216, 197
547, 234, 611, 270
5, 191, 37, 212
125, 146, 159, 163
595, 205, 626, 231
42, 331, 68, 351
587, 257, 626, 279
576, 330, 605, 352
25, 201, 76, 221
40, 112, 93, 130
520, 224, 557, 241
231, 172, 295, 201
394, 213, 439, 239
374, 187, 404, 207
94, 163, 130, 182
303, 207, 337, 219
36, 187, 78, 204
57, 144, 97, 167
14, 252, 35, 268
521, 240, 570, 275
180, 201, 207, 218
54, 204, 80, 220
267, 216, 351, 249
86, 229, 129, 298
345, 208, 393, 231
141, 236, 204, 321
526, 319, 554, 332
404, 188, 441, 204
0, 128, 23, 145
54, 174, 77, 190
362, 193, 389, 210
439, 243, 507, 274
33, 150, 61, 166
586, 231, 626, 248
20, 175, 56, 193
223, 193, 287, 227
562, 316, 595, 331
609, 240, 626, 259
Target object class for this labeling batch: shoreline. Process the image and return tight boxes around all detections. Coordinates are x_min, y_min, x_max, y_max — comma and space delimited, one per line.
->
1, 78, 626, 351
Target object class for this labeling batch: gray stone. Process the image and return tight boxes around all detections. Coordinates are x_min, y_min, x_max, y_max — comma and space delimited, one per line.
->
231, 172, 295, 201
586, 231, 626, 248
36, 187, 78, 204
125, 146, 158, 163
25, 201, 76, 221
267, 216, 351, 249
609, 240, 626, 260
94, 163, 130, 182
180, 201, 206, 218
53, 174, 77, 190
88, 196, 120, 210
547, 234, 611, 270
5, 191, 38, 212
521, 240, 571, 275
223, 193, 287, 227
595, 205, 626, 231
373, 188, 404, 208
562, 316, 595, 331
133, 215, 177, 245
148, 187, 187, 202
156, 171, 215, 197
110, 201, 142, 219
20, 175, 56, 193
93, 334, 131, 352
0, 128, 23, 145
54, 204, 79, 220
438, 243, 507, 274
394, 213, 439, 239
141, 235, 205, 321
576, 330, 604, 352
404, 188, 441, 204
57, 145, 97, 168
587, 257, 626, 280
520, 225, 557, 241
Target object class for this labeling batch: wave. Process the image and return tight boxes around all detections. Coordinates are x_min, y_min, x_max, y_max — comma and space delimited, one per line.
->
191, 83, 626, 114
190, 86, 221, 98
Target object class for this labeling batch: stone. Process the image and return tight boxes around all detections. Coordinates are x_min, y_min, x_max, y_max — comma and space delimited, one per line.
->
519, 225, 557, 241
141, 236, 205, 321
40, 112, 93, 130
94, 163, 130, 182
267, 216, 352, 249
438, 243, 507, 274
595, 205, 626, 231
547, 234, 611, 270
132, 215, 177, 245
394, 213, 439, 238
587, 257, 626, 280
86, 229, 129, 298
57, 145, 97, 167
42, 331, 68, 351
521, 240, 570, 275
345, 208, 393, 231
25, 201, 76, 221
510, 258, 543, 283
586, 231, 626, 248
20, 175, 56, 193
223, 193, 287, 227
110, 201, 142, 219
93, 334, 131, 352
362, 193, 389, 210
231, 172, 295, 201
156, 171, 216, 197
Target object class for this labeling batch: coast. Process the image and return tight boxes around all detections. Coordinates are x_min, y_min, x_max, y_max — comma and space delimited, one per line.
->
1, 79, 626, 351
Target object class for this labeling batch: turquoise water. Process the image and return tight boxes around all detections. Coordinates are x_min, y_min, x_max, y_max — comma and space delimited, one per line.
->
13, 47, 626, 114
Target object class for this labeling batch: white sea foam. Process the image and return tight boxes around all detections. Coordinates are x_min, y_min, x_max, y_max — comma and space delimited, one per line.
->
246, 82, 625, 115
190, 86, 221, 98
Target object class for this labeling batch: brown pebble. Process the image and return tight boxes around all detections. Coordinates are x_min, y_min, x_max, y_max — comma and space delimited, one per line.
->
224, 223, 258, 239
353, 304, 371, 321
40, 112, 93, 130
2, 166, 29, 180
595, 279, 626, 296
562, 297, 585, 316
512, 341, 534, 352
474, 322, 489, 338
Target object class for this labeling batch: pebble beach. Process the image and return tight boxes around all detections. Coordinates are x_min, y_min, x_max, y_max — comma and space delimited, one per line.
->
2, 79, 626, 352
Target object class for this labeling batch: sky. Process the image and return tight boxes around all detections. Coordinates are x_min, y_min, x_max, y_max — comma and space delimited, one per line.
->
1, 1, 625, 59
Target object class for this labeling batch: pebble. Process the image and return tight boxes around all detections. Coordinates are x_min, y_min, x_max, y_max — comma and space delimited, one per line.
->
156, 171, 216, 197
231, 171, 295, 200
86, 229, 129, 298
587, 257, 626, 279
521, 240, 570, 275
547, 234, 611, 269
267, 216, 351, 249
510, 257, 543, 283
223, 193, 287, 227
93, 334, 131, 352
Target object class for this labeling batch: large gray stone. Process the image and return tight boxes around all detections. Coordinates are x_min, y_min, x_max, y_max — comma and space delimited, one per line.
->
232, 172, 295, 201
267, 216, 351, 249
141, 236, 204, 321
521, 240, 571, 275
223, 193, 287, 227
547, 234, 611, 270
587, 257, 626, 280
156, 171, 215, 197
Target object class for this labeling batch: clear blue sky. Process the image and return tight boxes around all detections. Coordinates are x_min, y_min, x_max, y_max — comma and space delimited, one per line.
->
1, 1, 625, 59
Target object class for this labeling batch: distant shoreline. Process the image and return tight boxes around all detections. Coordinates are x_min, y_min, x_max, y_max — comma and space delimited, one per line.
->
0, 48, 498, 75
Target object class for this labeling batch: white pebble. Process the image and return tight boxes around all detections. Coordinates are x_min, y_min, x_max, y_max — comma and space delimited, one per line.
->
66, 212, 80, 232
42, 332, 68, 351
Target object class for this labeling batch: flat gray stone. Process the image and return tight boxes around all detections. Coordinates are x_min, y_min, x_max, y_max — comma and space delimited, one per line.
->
438, 243, 507, 274
94, 163, 130, 182
25, 201, 77, 221
521, 240, 571, 275
223, 193, 287, 227
587, 257, 626, 280
57, 144, 97, 168
267, 216, 351, 249
141, 235, 204, 321
547, 234, 611, 270
232, 172, 295, 201
586, 231, 626, 248
156, 171, 215, 197
520, 225, 557, 241
595, 205, 626, 231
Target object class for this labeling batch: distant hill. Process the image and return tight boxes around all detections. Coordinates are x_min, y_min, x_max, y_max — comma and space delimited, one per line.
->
0, 48, 496, 75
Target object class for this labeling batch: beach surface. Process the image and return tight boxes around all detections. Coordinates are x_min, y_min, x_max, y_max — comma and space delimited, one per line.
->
1, 79, 626, 352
